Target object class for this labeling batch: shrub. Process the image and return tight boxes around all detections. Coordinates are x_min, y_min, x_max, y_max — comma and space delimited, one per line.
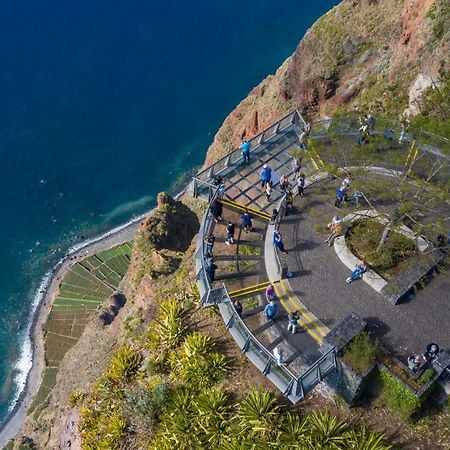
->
108, 346, 143, 383
68, 391, 85, 408
375, 367, 421, 421
168, 332, 229, 387
418, 367, 435, 385
122, 378, 169, 431
154, 298, 186, 348
341, 331, 378, 373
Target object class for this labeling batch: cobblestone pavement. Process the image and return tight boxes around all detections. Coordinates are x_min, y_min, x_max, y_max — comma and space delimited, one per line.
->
280, 190, 450, 359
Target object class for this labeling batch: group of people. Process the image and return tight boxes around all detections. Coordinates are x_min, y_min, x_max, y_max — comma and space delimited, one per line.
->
407, 343, 440, 372
334, 176, 363, 208
357, 114, 376, 145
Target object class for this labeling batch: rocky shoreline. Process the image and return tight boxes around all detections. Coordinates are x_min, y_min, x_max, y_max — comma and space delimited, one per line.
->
0, 216, 142, 448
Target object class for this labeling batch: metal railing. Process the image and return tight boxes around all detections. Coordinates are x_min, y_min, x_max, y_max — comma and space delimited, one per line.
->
194, 179, 337, 403
193, 109, 303, 184
214, 283, 337, 403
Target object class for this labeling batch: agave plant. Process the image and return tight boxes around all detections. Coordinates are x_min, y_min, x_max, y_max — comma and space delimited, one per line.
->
345, 425, 393, 450
155, 298, 186, 348
108, 346, 143, 383
278, 412, 309, 449
194, 388, 231, 448
236, 390, 281, 437
305, 411, 349, 450
182, 332, 214, 356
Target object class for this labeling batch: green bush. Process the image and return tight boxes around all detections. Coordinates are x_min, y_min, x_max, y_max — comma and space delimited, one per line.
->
68, 391, 85, 408
375, 367, 421, 421
341, 332, 378, 373
108, 346, 143, 383
418, 367, 435, 385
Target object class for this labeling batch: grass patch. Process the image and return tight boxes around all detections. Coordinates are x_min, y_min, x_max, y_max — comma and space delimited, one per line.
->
370, 366, 421, 422
341, 332, 377, 373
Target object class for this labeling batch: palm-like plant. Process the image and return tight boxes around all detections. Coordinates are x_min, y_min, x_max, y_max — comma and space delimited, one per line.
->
108, 346, 143, 383
345, 425, 393, 450
236, 390, 281, 437
195, 387, 231, 448
305, 411, 348, 450
279, 412, 309, 449
155, 298, 186, 348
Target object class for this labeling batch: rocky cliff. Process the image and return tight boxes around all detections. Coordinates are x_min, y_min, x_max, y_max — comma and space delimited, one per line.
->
204, 0, 449, 166
15, 0, 450, 448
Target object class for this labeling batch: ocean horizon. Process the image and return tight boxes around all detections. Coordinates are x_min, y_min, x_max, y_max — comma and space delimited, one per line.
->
0, 0, 338, 422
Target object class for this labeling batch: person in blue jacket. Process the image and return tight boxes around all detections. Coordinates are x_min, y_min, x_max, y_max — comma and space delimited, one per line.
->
241, 211, 253, 232
241, 140, 250, 164
260, 164, 272, 188
264, 300, 278, 322
273, 230, 288, 254
346, 260, 367, 284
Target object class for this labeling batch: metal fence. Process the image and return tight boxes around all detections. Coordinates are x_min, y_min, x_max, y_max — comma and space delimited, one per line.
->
194, 178, 337, 403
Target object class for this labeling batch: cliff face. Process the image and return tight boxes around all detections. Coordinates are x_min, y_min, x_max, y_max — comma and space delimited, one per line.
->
17, 1, 450, 447
204, 0, 449, 166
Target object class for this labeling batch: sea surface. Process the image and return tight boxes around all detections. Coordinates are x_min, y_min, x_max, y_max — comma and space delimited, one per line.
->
0, 0, 338, 422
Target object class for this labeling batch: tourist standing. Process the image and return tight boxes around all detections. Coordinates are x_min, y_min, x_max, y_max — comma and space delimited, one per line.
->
206, 262, 217, 283
210, 200, 223, 223
241, 211, 253, 232
273, 230, 288, 254
265, 300, 278, 322
399, 118, 410, 144
297, 173, 305, 197
285, 189, 294, 214
241, 140, 250, 164
225, 221, 235, 245
270, 209, 279, 225
265, 283, 276, 302
260, 164, 272, 188
205, 232, 215, 254
280, 174, 289, 192
294, 157, 303, 177
273, 347, 284, 366
287, 311, 300, 334
233, 299, 243, 317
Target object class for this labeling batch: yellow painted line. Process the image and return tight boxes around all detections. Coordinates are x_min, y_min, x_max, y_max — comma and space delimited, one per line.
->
221, 199, 270, 220
228, 280, 271, 298
309, 155, 319, 170
406, 146, 420, 177
404, 140, 416, 167
273, 282, 322, 343
308, 139, 324, 167
279, 280, 328, 342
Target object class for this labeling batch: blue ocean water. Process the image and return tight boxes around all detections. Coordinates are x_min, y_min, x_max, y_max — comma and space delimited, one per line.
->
0, 0, 338, 421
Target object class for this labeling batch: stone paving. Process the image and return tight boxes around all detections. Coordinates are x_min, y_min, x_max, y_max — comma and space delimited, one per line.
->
279, 180, 450, 359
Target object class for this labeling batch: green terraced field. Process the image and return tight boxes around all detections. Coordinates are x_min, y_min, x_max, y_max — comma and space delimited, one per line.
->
30, 242, 132, 418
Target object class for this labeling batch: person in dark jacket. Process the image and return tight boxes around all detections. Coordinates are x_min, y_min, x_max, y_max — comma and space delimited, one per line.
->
205, 263, 217, 282
232, 299, 243, 317
210, 200, 223, 222
225, 221, 235, 245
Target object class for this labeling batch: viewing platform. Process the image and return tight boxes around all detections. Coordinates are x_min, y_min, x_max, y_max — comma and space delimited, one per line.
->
192, 110, 450, 403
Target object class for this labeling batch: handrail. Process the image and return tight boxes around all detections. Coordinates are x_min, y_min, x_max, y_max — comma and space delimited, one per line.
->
195, 109, 300, 179
221, 283, 299, 380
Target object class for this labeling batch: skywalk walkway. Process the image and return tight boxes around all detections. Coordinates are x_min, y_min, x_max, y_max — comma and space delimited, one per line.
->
193, 110, 450, 402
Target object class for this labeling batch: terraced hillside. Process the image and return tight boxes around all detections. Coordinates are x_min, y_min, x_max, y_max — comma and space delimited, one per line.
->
28, 242, 132, 418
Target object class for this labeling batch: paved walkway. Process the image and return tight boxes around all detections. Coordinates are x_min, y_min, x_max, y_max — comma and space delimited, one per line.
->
279, 183, 450, 359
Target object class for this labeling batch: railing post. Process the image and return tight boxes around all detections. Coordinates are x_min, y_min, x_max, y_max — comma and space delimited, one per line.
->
226, 312, 235, 329
225, 155, 232, 167
274, 122, 281, 134
242, 335, 251, 352
258, 133, 264, 145
208, 166, 214, 179
317, 364, 322, 382
263, 359, 272, 375
298, 379, 304, 399
291, 111, 297, 124
284, 379, 294, 396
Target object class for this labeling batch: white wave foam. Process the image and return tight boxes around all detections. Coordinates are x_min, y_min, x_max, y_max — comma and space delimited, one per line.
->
4, 184, 190, 415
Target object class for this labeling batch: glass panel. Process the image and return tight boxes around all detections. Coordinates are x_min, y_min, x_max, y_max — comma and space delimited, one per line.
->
299, 366, 319, 393
246, 339, 271, 372
278, 112, 295, 131
318, 352, 336, 378
263, 124, 278, 141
